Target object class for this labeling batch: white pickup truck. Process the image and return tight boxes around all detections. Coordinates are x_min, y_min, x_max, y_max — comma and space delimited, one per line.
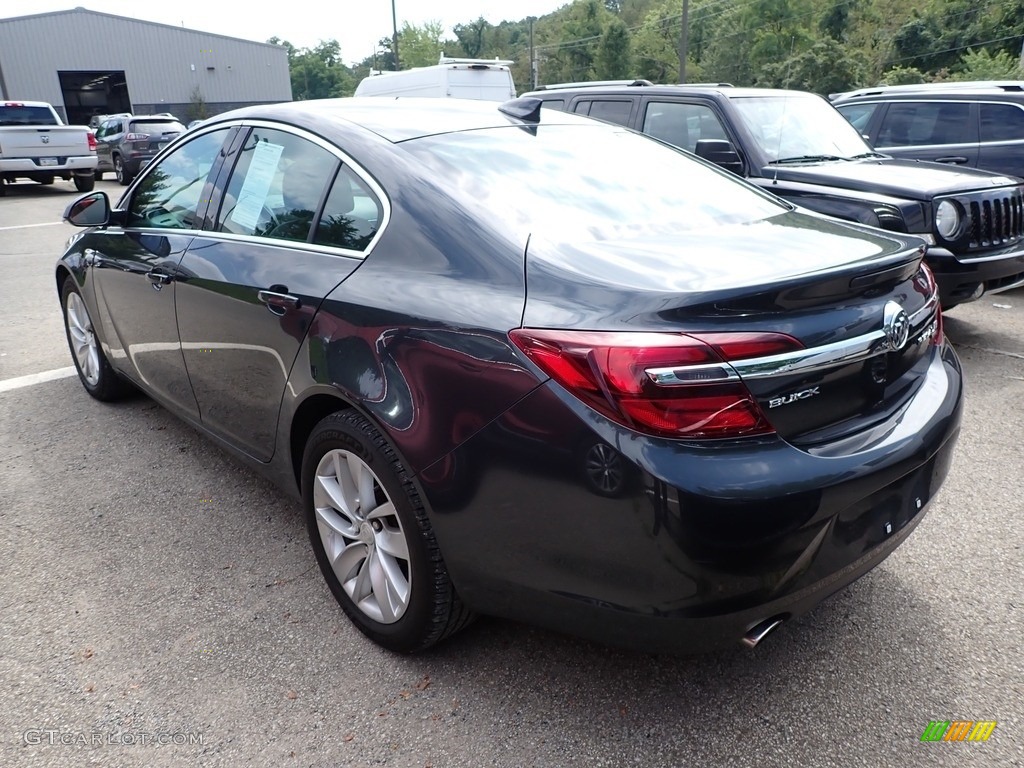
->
0, 100, 97, 195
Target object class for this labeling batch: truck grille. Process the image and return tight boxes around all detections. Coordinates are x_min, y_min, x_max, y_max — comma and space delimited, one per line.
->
967, 189, 1024, 249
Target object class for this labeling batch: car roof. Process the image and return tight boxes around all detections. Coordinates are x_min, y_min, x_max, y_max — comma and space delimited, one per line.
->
201, 97, 601, 142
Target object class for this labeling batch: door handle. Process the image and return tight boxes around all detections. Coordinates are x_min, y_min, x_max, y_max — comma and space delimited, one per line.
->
935, 156, 968, 164
145, 270, 173, 290
257, 289, 301, 316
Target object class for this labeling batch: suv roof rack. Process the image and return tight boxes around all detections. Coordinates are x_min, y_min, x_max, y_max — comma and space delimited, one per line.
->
832, 80, 1024, 100
438, 54, 514, 67
674, 82, 735, 87
535, 79, 654, 91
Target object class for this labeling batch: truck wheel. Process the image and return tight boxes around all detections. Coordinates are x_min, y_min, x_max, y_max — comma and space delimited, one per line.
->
38, 176, 54, 185
74, 175, 95, 192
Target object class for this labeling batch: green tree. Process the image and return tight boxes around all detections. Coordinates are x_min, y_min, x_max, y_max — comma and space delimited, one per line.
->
759, 39, 866, 94
596, 18, 632, 78
453, 17, 490, 58
399, 21, 446, 68
953, 48, 1023, 81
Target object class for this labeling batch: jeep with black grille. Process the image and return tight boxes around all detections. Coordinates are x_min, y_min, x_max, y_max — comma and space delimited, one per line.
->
522, 82, 1024, 308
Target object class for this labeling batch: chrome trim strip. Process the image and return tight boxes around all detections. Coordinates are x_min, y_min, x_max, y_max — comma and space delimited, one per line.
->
645, 363, 739, 385
644, 296, 939, 385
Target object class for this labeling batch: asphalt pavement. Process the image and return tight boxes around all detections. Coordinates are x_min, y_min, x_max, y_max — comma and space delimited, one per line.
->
1, 178, 1021, 767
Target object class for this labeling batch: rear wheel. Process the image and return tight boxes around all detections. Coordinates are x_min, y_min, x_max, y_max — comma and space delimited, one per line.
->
302, 410, 473, 652
114, 155, 130, 185
61, 277, 132, 401
74, 174, 95, 192
38, 176, 54, 186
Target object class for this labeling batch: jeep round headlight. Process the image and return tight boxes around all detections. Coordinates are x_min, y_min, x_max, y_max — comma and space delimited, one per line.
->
935, 200, 962, 240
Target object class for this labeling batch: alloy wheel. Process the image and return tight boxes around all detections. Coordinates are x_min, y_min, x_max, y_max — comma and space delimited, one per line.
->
585, 442, 625, 495
313, 448, 412, 623
65, 291, 101, 386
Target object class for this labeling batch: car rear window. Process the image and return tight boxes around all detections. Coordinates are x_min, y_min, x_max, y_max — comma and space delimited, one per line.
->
404, 124, 788, 242
128, 120, 185, 134
0, 105, 59, 125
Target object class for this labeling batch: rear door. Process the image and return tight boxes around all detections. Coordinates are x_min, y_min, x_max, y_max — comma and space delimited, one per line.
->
175, 124, 385, 461
978, 101, 1024, 178
873, 100, 979, 168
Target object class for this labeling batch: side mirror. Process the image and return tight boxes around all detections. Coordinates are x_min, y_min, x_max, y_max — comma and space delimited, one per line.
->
63, 192, 110, 227
694, 139, 744, 175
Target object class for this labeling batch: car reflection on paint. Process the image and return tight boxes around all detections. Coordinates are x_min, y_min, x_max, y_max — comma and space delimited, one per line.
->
56, 97, 962, 655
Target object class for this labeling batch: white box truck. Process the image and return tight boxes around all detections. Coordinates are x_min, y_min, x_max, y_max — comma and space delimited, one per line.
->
354, 56, 516, 101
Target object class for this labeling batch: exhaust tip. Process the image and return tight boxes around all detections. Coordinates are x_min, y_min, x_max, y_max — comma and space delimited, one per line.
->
741, 616, 786, 649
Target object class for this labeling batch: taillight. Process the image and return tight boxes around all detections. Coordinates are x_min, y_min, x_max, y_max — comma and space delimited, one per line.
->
87, 132, 97, 151
509, 329, 804, 439
917, 263, 944, 346
125, 132, 148, 142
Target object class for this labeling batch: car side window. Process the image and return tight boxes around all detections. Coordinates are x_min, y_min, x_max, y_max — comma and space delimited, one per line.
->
980, 103, 1024, 142
585, 100, 633, 127
539, 99, 565, 111
125, 128, 231, 230
217, 127, 338, 243
836, 103, 878, 135
877, 102, 970, 146
642, 102, 727, 153
313, 165, 384, 251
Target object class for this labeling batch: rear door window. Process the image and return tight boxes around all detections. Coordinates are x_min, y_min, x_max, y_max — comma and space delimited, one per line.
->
876, 101, 971, 146
216, 127, 339, 243
572, 99, 633, 126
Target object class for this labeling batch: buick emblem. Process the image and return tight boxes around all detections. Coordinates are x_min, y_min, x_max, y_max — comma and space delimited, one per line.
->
883, 301, 910, 351
40, 135, 50, 144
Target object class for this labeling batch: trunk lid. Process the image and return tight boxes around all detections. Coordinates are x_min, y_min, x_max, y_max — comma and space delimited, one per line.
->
0, 125, 91, 158
523, 210, 940, 444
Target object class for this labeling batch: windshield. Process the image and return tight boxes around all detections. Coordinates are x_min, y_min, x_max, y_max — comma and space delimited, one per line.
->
730, 95, 874, 163
404, 125, 789, 243
0, 105, 59, 126
128, 120, 185, 135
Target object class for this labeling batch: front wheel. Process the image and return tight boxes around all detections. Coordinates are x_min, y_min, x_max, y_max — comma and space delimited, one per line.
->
61, 277, 132, 401
74, 174, 95, 192
302, 410, 473, 652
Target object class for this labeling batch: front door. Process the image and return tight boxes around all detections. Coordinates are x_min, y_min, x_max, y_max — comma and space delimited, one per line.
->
90, 126, 235, 418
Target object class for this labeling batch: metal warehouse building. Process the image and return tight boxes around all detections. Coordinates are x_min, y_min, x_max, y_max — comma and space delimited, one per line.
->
0, 7, 291, 125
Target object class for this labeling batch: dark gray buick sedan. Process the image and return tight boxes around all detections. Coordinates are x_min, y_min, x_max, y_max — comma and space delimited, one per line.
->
57, 97, 962, 654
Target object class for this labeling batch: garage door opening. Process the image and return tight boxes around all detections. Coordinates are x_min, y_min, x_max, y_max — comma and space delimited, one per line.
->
58, 70, 132, 126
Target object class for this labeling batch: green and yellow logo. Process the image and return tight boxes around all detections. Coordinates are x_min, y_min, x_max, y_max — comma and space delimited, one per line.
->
920, 720, 997, 742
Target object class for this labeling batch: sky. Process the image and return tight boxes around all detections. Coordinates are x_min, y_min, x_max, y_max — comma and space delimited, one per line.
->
1, 2, 569, 64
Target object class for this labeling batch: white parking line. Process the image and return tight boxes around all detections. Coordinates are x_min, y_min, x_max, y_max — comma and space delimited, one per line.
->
0, 366, 77, 393
0, 221, 64, 232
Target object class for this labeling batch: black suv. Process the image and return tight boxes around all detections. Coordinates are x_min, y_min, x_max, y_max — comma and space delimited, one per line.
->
522, 81, 1024, 306
94, 114, 185, 185
831, 82, 1024, 179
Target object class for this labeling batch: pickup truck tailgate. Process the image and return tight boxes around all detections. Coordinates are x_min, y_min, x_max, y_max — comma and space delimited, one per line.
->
0, 126, 90, 158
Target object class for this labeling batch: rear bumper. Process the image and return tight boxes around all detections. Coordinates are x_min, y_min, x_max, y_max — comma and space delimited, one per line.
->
927, 244, 1024, 304
0, 156, 97, 176
418, 343, 963, 653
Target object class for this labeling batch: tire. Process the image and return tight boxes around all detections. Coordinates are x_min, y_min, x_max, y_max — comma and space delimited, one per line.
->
38, 176, 54, 185
113, 155, 130, 186
94, 170, 104, 181
302, 410, 474, 652
61, 277, 133, 401
74, 174, 95, 192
